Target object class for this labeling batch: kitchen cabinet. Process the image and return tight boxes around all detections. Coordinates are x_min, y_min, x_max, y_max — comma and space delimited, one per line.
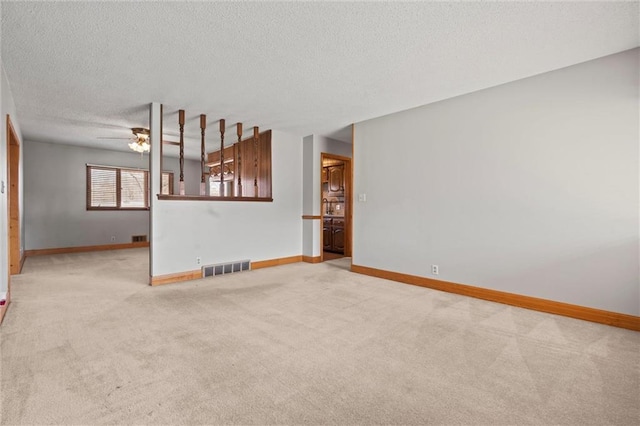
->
323, 219, 332, 251
323, 217, 344, 254
328, 165, 344, 196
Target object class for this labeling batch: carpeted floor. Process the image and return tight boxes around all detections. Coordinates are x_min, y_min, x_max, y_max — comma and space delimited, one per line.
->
1, 248, 639, 425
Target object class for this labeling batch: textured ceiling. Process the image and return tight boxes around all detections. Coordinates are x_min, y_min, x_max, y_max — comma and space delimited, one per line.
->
1, 1, 638, 159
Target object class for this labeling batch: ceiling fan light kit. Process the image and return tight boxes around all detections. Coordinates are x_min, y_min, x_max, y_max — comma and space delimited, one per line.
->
128, 127, 151, 153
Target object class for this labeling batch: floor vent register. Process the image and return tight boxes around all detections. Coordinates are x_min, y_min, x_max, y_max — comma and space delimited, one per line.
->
202, 260, 251, 278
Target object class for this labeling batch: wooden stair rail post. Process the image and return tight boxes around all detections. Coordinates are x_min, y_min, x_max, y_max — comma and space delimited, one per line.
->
236, 122, 243, 197
253, 126, 259, 197
219, 119, 226, 196
200, 114, 207, 196
178, 109, 186, 195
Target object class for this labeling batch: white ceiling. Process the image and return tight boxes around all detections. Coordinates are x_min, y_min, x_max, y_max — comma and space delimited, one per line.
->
1, 1, 638, 159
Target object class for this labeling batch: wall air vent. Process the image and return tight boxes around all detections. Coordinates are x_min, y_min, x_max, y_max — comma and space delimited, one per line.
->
132, 235, 147, 242
202, 260, 250, 278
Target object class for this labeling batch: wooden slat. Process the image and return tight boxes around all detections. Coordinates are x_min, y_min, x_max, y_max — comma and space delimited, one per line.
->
206, 145, 235, 166
351, 264, 640, 331
178, 109, 185, 194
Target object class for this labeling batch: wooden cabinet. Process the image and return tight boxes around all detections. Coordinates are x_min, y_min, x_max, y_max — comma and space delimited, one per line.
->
327, 165, 344, 196
323, 219, 332, 251
332, 226, 345, 252
323, 217, 344, 254
322, 167, 329, 183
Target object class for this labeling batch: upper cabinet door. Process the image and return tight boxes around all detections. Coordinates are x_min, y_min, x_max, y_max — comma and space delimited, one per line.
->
328, 165, 344, 196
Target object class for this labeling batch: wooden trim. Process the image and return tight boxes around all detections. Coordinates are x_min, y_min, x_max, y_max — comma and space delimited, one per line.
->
251, 255, 302, 270
351, 264, 640, 331
149, 255, 303, 287
323, 153, 352, 162
0, 301, 8, 326
321, 152, 352, 258
150, 269, 202, 286
7, 115, 21, 276
302, 215, 321, 220
19, 254, 26, 273
302, 255, 322, 264
1, 277, 11, 325
350, 123, 355, 264
157, 194, 273, 202
25, 241, 150, 257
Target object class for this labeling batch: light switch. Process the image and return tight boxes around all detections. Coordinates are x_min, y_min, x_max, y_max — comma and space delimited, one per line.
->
1, 181, 4, 194
358, 193, 366, 202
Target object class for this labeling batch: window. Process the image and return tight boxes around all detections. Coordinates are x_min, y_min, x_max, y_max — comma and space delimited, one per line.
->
87, 165, 173, 210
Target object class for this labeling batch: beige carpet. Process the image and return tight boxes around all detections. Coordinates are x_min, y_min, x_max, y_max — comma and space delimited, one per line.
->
1, 248, 639, 425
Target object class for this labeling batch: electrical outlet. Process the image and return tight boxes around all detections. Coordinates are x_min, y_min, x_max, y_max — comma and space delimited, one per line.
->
196, 257, 201, 265
110, 236, 116, 242
431, 265, 439, 275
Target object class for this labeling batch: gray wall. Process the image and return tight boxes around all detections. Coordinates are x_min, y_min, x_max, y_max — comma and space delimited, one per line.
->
24, 140, 200, 250
353, 48, 639, 315
150, 128, 303, 276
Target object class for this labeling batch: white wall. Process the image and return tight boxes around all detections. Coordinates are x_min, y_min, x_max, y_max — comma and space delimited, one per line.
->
301, 134, 351, 257
0, 63, 24, 295
151, 129, 303, 276
353, 48, 639, 316
24, 140, 200, 250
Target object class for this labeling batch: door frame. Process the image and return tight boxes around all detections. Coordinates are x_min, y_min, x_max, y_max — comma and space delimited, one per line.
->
320, 153, 352, 260
6, 115, 21, 277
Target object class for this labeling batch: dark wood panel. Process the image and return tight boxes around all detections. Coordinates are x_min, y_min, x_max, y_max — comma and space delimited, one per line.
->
323, 226, 332, 251
332, 227, 345, 252
328, 165, 344, 195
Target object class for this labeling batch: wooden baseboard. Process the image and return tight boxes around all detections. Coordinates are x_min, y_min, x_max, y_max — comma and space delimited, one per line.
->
150, 255, 304, 286
150, 270, 202, 286
19, 254, 25, 273
302, 215, 321, 220
24, 242, 150, 257
0, 288, 9, 326
302, 255, 322, 264
351, 264, 640, 332
251, 255, 302, 270
0, 303, 7, 326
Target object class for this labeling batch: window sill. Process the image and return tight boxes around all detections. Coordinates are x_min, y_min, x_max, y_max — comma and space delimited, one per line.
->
157, 195, 273, 202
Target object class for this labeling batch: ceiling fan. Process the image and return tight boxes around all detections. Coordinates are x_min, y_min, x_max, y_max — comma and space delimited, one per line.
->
98, 128, 180, 153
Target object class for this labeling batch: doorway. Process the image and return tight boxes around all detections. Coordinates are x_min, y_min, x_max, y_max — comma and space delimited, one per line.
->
7, 115, 21, 277
320, 153, 352, 262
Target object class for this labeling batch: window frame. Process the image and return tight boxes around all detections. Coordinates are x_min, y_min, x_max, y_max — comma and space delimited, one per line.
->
86, 164, 173, 211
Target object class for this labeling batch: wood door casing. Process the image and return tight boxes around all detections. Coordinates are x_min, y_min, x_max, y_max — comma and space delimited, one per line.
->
7, 115, 21, 275
320, 152, 352, 259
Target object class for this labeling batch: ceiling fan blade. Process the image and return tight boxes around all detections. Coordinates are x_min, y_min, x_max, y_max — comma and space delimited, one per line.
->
162, 140, 180, 146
